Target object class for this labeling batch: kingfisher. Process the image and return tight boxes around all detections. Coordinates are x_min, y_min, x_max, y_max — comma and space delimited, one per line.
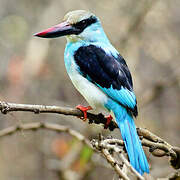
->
34, 10, 149, 175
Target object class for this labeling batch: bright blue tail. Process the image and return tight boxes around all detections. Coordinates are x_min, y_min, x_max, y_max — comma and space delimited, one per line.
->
113, 105, 149, 175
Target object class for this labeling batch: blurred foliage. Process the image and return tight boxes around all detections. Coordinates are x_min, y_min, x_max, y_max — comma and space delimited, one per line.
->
0, 0, 179, 179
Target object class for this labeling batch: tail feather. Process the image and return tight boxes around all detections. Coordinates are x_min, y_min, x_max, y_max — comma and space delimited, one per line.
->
114, 105, 149, 175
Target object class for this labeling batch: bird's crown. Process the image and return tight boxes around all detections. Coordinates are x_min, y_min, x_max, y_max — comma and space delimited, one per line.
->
63, 10, 96, 25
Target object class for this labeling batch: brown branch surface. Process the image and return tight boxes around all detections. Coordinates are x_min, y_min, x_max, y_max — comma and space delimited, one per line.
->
0, 101, 179, 170
0, 101, 118, 131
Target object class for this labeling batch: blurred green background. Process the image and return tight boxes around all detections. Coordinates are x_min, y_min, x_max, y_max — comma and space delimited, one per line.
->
0, 0, 179, 179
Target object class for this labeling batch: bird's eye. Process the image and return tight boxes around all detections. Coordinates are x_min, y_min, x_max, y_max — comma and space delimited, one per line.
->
81, 20, 86, 24
79, 20, 87, 27
72, 16, 97, 31
74, 20, 87, 30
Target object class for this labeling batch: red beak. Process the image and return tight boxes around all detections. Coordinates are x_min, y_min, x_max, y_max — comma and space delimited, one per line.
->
34, 21, 79, 38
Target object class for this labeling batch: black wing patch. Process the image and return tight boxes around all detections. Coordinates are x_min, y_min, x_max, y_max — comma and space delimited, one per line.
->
74, 45, 133, 90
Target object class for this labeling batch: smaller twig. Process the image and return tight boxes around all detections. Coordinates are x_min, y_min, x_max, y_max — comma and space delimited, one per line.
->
137, 127, 161, 142
138, 128, 179, 166
142, 139, 177, 159
92, 139, 130, 179
92, 138, 144, 180
119, 153, 144, 179
166, 170, 180, 180
101, 148, 130, 180
0, 122, 92, 149
171, 147, 180, 169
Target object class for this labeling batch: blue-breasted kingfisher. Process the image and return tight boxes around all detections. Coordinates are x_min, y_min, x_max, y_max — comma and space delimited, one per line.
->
34, 10, 149, 175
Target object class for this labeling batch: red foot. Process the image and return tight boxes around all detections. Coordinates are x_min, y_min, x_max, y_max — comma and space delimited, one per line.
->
104, 115, 113, 129
76, 105, 92, 121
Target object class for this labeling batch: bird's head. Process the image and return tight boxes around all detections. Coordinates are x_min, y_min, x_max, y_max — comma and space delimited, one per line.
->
34, 10, 105, 42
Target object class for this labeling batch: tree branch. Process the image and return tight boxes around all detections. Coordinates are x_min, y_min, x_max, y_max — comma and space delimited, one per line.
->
0, 121, 92, 147
0, 122, 140, 179
0, 101, 179, 170
0, 101, 118, 131
92, 136, 144, 180
101, 149, 130, 180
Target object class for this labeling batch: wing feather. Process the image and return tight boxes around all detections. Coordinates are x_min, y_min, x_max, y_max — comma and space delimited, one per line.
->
74, 44, 138, 116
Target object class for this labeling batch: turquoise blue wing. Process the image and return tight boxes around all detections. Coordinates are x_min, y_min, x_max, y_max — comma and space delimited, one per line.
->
98, 85, 137, 112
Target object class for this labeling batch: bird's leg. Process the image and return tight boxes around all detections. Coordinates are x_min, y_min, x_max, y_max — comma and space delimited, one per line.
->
104, 115, 113, 129
76, 105, 92, 121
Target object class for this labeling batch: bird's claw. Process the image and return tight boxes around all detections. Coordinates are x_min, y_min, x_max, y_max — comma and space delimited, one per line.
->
104, 115, 113, 129
76, 105, 92, 121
